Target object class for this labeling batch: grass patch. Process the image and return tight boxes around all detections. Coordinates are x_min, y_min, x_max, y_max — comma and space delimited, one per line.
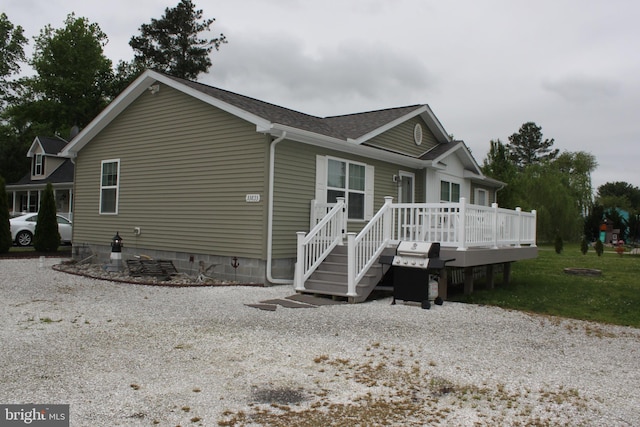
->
449, 244, 640, 328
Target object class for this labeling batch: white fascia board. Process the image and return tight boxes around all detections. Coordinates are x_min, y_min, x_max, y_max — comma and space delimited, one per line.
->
431, 142, 483, 175
269, 124, 425, 169
60, 70, 272, 157
463, 169, 505, 188
419, 106, 451, 144
26, 137, 42, 158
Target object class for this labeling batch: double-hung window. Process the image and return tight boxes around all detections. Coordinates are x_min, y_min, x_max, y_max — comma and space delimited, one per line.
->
100, 159, 120, 214
316, 156, 374, 221
327, 158, 367, 220
33, 154, 44, 176
440, 180, 460, 202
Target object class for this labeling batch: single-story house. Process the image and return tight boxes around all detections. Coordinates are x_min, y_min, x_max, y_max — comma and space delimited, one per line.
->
60, 69, 536, 300
7, 136, 74, 219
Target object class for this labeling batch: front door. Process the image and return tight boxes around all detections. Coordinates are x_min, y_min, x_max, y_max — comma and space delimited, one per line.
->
398, 172, 414, 203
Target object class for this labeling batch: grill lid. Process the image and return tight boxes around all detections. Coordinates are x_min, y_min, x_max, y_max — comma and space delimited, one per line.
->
396, 241, 440, 258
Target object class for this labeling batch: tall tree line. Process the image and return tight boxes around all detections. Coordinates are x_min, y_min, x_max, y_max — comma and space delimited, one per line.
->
0, 1, 226, 184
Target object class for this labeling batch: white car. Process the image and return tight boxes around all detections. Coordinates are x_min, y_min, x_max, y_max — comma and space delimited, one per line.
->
9, 213, 73, 247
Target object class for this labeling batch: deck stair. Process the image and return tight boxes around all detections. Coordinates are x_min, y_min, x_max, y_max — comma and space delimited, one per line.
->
302, 245, 393, 303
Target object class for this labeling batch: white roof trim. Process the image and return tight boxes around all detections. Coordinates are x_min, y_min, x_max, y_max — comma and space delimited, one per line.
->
26, 137, 43, 158
427, 141, 483, 175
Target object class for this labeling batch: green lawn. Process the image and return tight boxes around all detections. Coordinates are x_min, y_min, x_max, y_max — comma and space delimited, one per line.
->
450, 245, 640, 328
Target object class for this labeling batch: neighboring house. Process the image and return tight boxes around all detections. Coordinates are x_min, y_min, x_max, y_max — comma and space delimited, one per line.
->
60, 69, 536, 299
7, 136, 74, 219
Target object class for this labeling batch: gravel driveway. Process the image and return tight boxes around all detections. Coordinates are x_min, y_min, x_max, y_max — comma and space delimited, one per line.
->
1, 258, 639, 426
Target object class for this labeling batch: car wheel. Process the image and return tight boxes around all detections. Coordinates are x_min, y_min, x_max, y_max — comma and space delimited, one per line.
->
16, 230, 33, 246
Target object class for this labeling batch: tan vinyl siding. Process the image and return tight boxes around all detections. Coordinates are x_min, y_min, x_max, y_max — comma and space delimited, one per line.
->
364, 117, 438, 157
73, 83, 269, 258
272, 140, 421, 258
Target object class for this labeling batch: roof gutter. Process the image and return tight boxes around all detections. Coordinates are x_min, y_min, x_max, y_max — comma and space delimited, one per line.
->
266, 131, 292, 285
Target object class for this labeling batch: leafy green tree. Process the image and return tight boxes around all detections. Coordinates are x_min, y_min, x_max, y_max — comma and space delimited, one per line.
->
129, 0, 227, 79
0, 12, 27, 105
554, 151, 597, 216
513, 163, 582, 243
508, 122, 559, 169
33, 183, 60, 251
481, 139, 518, 208
5, 14, 114, 136
597, 181, 640, 211
0, 177, 12, 253
0, 125, 29, 183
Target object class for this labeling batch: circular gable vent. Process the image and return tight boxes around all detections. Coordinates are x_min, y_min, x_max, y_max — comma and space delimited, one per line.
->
414, 123, 423, 145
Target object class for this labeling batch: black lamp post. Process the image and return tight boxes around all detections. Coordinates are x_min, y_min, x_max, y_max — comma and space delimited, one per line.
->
108, 232, 123, 271
111, 232, 123, 253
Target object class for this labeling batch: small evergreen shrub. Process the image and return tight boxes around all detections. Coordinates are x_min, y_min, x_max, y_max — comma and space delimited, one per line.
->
595, 239, 604, 257
554, 235, 563, 254
0, 177, 12, 253
33, 183, 61, 252
580, 238, 589, 255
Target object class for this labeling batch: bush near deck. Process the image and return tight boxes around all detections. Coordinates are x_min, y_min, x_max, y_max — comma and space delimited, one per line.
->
451, 244, 640, 328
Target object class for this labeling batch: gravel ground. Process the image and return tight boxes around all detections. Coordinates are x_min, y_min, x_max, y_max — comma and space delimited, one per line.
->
1, 258, 639, 426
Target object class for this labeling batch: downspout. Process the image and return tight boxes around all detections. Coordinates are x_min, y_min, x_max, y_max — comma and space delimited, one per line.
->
266, 131, 292, 285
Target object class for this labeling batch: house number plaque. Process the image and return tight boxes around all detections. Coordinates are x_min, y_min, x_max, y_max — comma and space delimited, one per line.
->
245, 194, 261, 202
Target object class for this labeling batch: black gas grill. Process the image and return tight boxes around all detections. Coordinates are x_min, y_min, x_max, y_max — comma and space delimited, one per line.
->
381, 241, 453, 309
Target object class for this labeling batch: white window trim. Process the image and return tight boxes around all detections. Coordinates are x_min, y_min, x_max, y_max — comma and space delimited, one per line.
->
100, 159, 120, 215
315, 155, 374, 221
34, 154, 43, 176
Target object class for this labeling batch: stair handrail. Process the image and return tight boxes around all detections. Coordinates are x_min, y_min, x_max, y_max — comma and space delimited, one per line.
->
294, 197, 346, 290
347, 196, 393, 296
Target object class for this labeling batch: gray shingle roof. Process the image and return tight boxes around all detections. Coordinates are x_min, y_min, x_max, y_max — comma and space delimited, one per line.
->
37, 136, 69, 155
167, 75, 425, 140
12, 159, 74, 185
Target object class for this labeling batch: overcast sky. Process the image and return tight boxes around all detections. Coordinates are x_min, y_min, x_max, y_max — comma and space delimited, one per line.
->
4, 0, 639, 191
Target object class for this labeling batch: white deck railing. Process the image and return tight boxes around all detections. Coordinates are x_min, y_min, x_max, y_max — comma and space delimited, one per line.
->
294, 198, 347, 291
294, 197, 536, 293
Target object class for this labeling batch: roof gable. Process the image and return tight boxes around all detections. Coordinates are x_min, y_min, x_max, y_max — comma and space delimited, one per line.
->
27, 136, 69, 158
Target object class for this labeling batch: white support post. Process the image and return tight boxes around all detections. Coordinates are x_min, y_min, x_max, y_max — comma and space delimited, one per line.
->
515, 207, 522, 248
492, 202, 499, 249
383, 196, 393, 244
457, 197, 468, 251
531, 209, 537, 247
346, 232, 357, 298
336, 197, 346, 243
294, 231, 306, 291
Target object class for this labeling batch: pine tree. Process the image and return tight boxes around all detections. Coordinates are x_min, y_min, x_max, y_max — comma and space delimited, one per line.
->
33, 182, 60, 251
508, 122, 559, 169
0, 177, 12, 253
129, 0, 226, 80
